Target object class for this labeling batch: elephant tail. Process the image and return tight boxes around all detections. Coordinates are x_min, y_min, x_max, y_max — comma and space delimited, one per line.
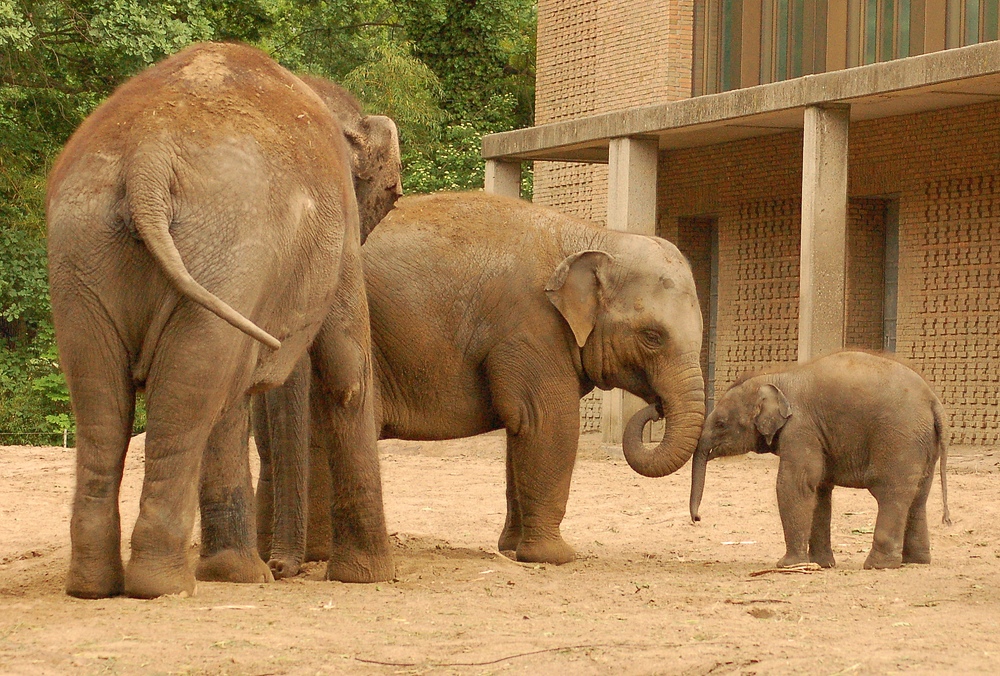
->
126, 149, 281, 350
932, 397, 952, 526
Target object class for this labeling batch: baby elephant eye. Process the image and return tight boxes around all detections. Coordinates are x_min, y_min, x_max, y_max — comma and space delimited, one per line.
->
640, 329, 664, 348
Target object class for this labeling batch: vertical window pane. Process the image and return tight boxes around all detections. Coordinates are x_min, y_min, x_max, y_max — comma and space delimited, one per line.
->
965, 0, 981, 44
985, 0, 999, 41
946, 0, 963, 47
865, 0, 879, 63
899, 0, 911, 56
776, 0, 790, 79
761, 0, 775, 83
791, 0, 805, 77
881, 0, 896, 59
847, 0, 863, 67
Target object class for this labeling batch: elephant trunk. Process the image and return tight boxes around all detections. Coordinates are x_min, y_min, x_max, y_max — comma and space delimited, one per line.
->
621, 360, 705, 478
689, 439, 710, 522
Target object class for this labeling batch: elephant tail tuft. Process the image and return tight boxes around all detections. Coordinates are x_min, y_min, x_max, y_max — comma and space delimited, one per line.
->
126, 146, 281, 350
932, 397, 952, 526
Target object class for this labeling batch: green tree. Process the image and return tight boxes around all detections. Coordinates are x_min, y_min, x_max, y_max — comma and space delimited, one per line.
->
0, 0, 535, 444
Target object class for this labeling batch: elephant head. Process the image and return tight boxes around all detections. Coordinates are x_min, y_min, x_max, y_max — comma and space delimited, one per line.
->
689, 377, 791, 521
299, 75, 403, 241
545, 235, 706, 478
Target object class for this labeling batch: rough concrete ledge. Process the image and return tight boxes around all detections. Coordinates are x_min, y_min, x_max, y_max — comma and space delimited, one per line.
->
483, 41, 1000, 162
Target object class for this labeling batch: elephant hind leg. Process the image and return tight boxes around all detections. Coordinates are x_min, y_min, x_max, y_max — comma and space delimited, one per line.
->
901, 472, 934, 565
126, 317, 257, 598
61, 315, 136, 599
865, 482, 920, 570
197, 394, 273, 584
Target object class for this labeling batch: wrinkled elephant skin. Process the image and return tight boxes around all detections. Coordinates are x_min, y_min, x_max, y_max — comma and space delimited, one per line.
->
690, 351, 951, 570
255, 192, 705, 576
47, 42, 392, 598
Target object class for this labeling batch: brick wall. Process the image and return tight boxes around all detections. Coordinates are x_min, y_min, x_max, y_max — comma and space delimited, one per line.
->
657, 101, 1000, 445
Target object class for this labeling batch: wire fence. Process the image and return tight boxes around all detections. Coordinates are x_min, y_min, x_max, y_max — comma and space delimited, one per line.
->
0, 430, 72, 447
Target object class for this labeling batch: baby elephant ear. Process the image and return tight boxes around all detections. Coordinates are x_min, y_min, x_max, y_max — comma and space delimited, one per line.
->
754, 383, 791, 446
545, 250, 614, 348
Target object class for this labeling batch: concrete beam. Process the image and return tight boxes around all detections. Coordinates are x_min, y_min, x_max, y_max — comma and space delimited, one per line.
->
482, 42, 1000, 162
798, 104, 850, 363
484, 159, 521, 199
603, 137, 659, 444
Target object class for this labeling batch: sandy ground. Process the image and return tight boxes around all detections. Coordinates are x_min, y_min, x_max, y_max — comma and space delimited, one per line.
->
1, 433, 999, 675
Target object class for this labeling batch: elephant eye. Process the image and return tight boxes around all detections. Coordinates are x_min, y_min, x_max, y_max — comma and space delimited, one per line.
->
640, 329, 664, 349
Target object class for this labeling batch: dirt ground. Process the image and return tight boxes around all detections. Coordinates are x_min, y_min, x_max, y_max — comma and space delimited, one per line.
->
1, 433, 998, 675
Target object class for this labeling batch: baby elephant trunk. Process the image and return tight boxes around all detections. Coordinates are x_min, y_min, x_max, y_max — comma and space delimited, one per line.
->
689, 440, 710, 523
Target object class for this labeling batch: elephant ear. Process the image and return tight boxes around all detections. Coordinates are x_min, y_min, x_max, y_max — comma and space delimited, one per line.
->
754, 383, 791, 446
545, 250, 614, 348
344, 115, 400, 180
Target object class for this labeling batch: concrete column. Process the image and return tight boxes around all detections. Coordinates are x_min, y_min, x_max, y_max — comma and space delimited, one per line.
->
484, 159, 521, 199
602, 137, 659, 443
798, 104, 850, 363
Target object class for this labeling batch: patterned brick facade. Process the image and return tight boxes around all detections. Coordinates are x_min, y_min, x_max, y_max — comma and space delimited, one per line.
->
658, 101, 1000, 445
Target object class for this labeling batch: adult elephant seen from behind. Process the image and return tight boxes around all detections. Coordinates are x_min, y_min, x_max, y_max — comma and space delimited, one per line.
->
47, 42, 396, 599
255, 192, 706, 578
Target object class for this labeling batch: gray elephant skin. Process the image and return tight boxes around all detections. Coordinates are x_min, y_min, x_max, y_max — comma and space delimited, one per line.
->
255, 191, 706, 578
690, 351, 951, 570
46, 42, 401, 599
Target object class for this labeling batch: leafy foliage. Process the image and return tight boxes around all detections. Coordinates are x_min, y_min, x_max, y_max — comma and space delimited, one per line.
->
0, 0, 535, 443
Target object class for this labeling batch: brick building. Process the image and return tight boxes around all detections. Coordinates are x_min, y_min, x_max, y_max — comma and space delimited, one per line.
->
483, 1, 1000, 446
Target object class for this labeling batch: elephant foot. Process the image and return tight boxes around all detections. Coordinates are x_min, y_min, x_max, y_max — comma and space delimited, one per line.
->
196, 549, 274, 584
863, 549, 902, 570
776, 552, 810, 568
124, 557, 197, 599
66, 557, 125, 599
326, 549, 394, 583
516, 535, 576, 565
901, 549, 931, 565
305, 541, 331, 563
497, 528, 520, 554
809, 550, 837, 569
267, 556, 302, 580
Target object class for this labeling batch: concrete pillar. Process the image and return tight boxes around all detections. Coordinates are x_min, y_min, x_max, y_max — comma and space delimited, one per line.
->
602, 137, 659, 443
484, 159, 522, 199
798, 104, 850, 363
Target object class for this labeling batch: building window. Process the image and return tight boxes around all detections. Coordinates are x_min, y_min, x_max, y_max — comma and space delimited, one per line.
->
846, 0, 914, 66
946, 0, 1000, 47
692, 0, 1000, 95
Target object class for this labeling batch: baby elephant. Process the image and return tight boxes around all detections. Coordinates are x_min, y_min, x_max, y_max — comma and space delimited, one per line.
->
690, 351, 951, 570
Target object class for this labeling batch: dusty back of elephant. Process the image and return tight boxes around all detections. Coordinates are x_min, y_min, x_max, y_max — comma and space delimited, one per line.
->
46, 42, 358, 388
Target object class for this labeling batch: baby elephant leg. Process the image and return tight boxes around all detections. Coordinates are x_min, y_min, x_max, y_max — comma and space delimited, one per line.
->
808, 483, 836, 568
775, 450, 824, 568
865, 483, 920, 569
901, 473, 934, 565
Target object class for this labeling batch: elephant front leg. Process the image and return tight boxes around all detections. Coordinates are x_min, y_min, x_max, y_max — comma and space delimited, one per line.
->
197, 395, 273, 585
497, 451, 523, 554
808, 483, 836, 568
489, 354, 581, 565
775, 448, 824, 568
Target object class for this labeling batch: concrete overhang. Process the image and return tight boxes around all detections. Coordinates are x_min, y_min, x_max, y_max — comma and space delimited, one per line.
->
482, 41, 1000, 164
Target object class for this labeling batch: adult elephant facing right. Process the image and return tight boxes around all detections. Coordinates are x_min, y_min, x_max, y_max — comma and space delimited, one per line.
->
257, 192, 706, 576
